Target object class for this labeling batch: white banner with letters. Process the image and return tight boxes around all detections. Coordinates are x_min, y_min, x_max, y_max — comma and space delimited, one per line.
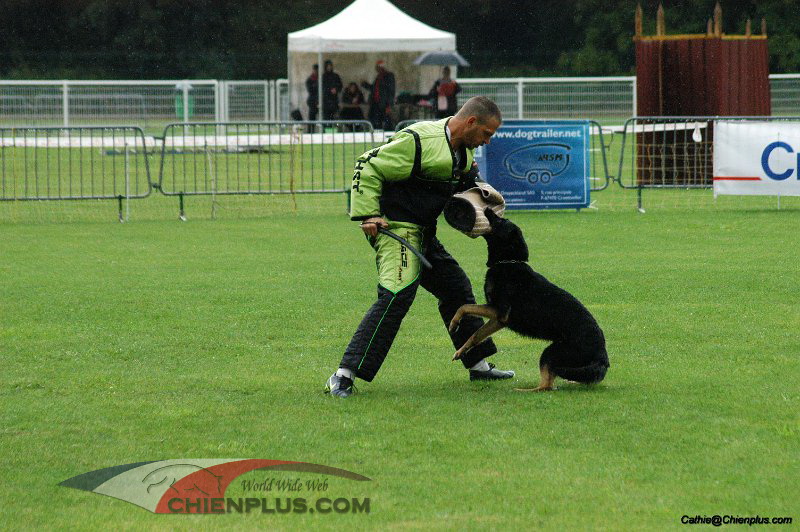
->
713, 120, 800, 196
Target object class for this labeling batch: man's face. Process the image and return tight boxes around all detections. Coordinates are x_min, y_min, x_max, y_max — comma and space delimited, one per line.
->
464, 116, 501, 149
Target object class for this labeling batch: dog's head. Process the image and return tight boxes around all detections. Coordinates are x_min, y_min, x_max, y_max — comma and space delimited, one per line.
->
482, 208, 529, 266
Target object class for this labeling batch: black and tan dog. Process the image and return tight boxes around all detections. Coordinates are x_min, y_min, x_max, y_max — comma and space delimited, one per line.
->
449, 209, 609, 391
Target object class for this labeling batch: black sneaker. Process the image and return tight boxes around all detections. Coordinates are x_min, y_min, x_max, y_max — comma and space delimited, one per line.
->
324, 373, 356, 398
469, 362, 515, 381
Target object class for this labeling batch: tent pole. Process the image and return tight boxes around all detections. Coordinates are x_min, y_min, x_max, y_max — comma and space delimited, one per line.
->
318, 48, 323, 127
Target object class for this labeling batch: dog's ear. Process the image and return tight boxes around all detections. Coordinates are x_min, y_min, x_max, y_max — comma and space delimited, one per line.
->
484, 207, 501, 225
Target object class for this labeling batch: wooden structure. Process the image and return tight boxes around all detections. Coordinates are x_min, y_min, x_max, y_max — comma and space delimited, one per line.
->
635, 2, 769, 116
633, 3, 770, 185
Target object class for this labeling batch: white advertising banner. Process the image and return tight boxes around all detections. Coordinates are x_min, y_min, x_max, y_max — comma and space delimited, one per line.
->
713, 120, 800, 197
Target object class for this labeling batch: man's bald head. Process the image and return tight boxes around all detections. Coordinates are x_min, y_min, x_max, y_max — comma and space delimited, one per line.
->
455, 96, 502, 125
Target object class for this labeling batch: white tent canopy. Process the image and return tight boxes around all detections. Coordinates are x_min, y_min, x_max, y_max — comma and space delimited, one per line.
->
287, 0, 457, 124
288, 0, 456, 52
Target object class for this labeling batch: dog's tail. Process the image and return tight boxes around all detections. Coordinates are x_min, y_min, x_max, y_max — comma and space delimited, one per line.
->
552, 360, 609, 384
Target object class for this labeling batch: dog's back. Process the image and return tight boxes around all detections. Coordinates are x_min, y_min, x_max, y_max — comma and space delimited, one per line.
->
485, 262, 601, 341
485, 262, 608, 382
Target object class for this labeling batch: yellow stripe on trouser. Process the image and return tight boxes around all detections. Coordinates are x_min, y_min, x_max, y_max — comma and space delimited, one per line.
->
371, 221, 424, 295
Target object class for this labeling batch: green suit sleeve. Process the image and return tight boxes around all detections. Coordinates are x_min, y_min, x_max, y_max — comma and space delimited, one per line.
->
349, 133, 416, 220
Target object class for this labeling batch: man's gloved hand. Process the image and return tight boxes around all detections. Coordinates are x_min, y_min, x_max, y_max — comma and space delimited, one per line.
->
360, 217, 388, 237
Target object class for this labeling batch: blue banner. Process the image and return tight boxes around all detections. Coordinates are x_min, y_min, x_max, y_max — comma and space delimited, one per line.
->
474, 120, 591, 210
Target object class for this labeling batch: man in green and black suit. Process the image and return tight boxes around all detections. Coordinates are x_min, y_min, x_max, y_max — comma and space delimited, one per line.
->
325, 96, 515, 398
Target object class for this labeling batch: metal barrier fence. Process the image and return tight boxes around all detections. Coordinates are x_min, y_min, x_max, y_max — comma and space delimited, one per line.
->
769, 74, 800, 116
0, 126, 152, 203
6, 116, 800, 218
615, 115, 800, 209
4, 75, 800, 130
458, 74, 800, 121
0, 79, 290, 131
218, 80, 290, 122
457, 77, 637, 121
0, 81, 219, 131
157, 120, 377, 197
616, 117, 713, 191
588, 121, 613, 192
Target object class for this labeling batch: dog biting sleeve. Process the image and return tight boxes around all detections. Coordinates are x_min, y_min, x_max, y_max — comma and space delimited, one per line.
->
349, 133, 417, 221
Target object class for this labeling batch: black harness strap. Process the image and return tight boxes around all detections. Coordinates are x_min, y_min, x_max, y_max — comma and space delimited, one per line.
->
402, 128, 422, 178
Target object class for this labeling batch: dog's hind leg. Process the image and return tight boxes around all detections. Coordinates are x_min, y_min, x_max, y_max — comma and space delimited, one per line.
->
516, 345, 561, 392
514, 365, 556, 392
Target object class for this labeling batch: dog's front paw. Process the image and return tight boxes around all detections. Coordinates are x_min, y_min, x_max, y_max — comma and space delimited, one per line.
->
452, 349, 465, 361
448, 317, 461, 333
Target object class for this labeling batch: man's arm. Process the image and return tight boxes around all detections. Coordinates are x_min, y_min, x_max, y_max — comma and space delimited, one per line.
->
349, 132, 416, 222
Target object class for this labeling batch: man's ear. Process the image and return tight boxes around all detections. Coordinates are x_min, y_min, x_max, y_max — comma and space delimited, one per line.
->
466, 115, 478, 126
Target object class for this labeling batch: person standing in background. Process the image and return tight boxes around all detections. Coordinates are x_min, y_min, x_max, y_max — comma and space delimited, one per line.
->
362, 60, 395, 130
322, 60, 343, 121
429, 67, 461, 119
305, 64, 319, 121
340, 82, 365, 122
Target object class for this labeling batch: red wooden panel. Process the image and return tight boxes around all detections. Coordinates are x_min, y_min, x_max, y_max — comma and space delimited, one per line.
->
763, 40, 772, 114
705, 38, 720, 115
635, 40, 661, 115
637, 35, 770, 117
689, 39, 706, 115
718, 41, 730, 115
754, 40, 771, 115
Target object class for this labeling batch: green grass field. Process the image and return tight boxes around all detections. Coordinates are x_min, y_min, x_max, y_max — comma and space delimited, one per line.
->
1, 194, 798, 529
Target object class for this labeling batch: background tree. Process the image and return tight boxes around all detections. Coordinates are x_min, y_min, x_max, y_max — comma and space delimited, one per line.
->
0, 0, 796, 79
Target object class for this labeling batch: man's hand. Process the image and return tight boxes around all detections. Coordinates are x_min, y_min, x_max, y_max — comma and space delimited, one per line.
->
360, 217, 388, 237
